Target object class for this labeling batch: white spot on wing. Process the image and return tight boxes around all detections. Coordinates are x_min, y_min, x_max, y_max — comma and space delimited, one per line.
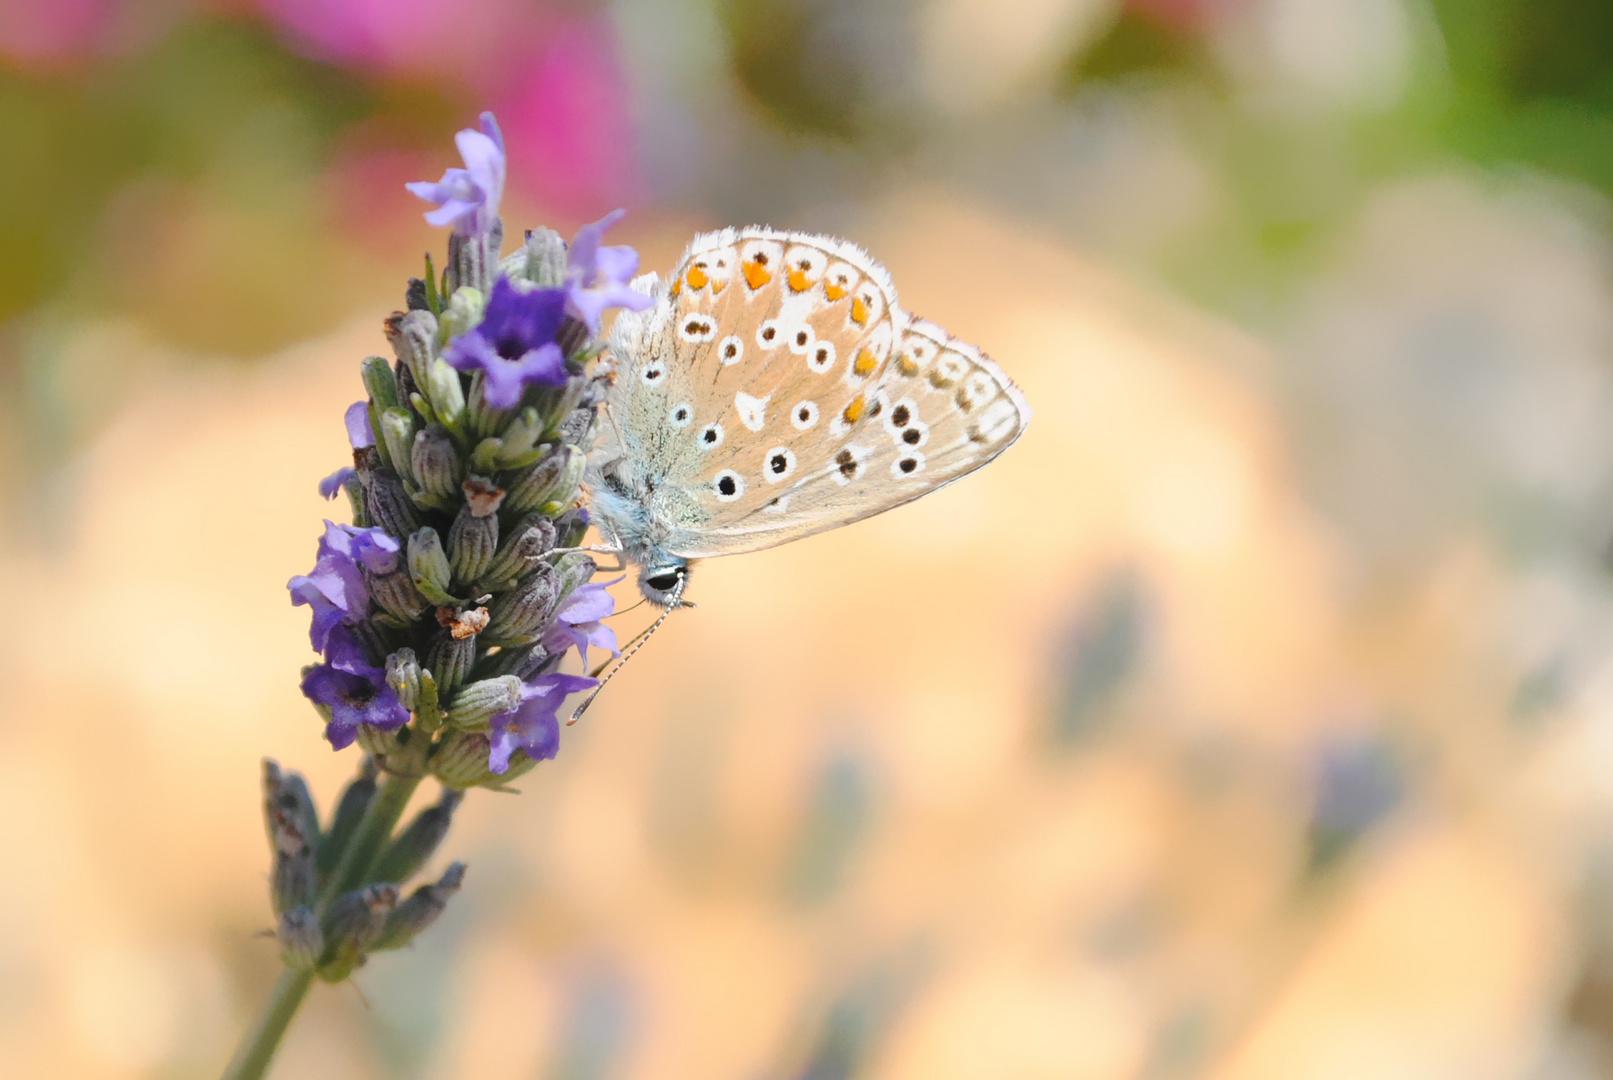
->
735, 391, 770, 432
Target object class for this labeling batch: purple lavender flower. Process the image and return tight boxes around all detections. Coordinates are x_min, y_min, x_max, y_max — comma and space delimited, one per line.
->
301, 629, 410, 750
565, 209, 653, 334
542, 577, 621, 668
317, 401, 376, 498
443, 278, 569, 408
287, 522, 401, 652
487, 673, 597, 774
406, 112, 506, 236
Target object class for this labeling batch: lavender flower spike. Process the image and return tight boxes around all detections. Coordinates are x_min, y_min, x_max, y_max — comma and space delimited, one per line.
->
442, 277, 569, 409
487, 673, 598, 774
406, 112, 506, 236
566, 209, 654, 334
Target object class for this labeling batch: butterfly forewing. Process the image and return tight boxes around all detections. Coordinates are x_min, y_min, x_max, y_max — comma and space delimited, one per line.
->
601, 228, 1029, 560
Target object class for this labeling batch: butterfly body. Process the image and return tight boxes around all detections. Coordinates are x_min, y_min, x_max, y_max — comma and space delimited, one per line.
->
587, 226, 1031, 605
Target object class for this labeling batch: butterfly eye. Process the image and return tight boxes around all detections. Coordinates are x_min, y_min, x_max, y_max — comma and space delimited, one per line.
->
645, 567, 683, 592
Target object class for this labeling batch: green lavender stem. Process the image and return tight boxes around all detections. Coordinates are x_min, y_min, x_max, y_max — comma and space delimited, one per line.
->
322, 772, 423, 904
219, 968, 314, 1080
222, 770, 424, 1080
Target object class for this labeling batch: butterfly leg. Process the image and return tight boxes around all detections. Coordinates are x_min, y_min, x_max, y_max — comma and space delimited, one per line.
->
542, 544, 625, 571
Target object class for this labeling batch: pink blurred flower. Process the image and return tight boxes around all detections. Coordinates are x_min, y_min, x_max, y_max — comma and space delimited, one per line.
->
488, 16, 639, 216
0, 0, 107, 67
1127, 0, 1244, 31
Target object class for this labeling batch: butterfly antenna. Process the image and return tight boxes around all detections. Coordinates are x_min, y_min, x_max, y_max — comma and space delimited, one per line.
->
568, 574, 688, 725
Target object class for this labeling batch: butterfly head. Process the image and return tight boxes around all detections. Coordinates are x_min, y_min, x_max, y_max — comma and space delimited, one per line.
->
638, 560, 692, 609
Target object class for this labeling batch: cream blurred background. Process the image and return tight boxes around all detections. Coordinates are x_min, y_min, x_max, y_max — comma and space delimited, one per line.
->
6, 1, 1613, 1078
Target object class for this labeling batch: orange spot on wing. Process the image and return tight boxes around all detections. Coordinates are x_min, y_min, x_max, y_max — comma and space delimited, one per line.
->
825, 282, 847, 301
842, 395, 865, 424
853, 348, 878, 376
895, 353, 919, 376
686, 265, 708, 290
850, 296, 869, 324
712, 278, 727, 295
744, 262, 772, 290
787, 268, 813, 292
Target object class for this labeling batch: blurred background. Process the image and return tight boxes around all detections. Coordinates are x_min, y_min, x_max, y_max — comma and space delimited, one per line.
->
5, 0, 1613, 1077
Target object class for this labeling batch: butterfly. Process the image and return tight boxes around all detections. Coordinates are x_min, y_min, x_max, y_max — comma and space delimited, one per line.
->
586, 226, 1032, 607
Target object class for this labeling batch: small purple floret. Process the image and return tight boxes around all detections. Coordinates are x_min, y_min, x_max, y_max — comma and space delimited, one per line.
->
344, 400, 375, 449
318, 466, 354, 500
487, 673, 598, 774
443, 278, 570, 408
301, 632, 410, 750
542, 577, 621, 668
565, 209, 653, 334
287, 521, 401, 651
406, 112, 506, 236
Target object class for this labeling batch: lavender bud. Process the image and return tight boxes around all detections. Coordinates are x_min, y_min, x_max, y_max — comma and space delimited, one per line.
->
395, 356, 421, 413
481, 514, 557, 584
555, 406, 597, 448
438, 285, 485, 343
431, 730, 539, 788
499, 408, 545, 463
443, 675, 524, 730
267, 805, 315, 915
373, 863, 466, 951
355, 723, 404, 760
554, 552, 599, 601
369, 567, 429, 623
425, 359, 466, 428
385, 649, 421, 712
405, 277, 430, 312
466, 372, 511, 439
473, 642, 549, 679
486, 562, 560, 641
277, 907, 324, 971
364, 466, 421, 538
448, 503, 499, 583
386, 309, 438, 385
379, 408, 418, 483
344, 620, 391, 668
319, 883, 398, 981
371, 790, 464, 886
504, 445, 583, 514
407, 528, 457, 606
361, 355, 400, 411
542, 379, 587, 437
317, 758, 379, 877
521, 227, 568, 287
427, 629, 476, 698
447, 222, 502, 295
411, 425, 461, 500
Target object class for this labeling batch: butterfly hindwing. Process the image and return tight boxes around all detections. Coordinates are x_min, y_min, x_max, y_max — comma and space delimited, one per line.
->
600, 228, 1029, 559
